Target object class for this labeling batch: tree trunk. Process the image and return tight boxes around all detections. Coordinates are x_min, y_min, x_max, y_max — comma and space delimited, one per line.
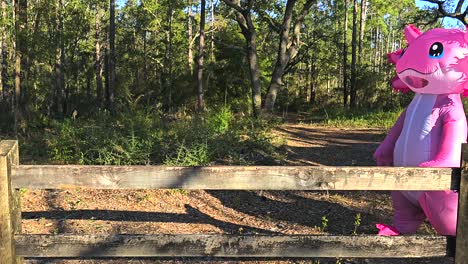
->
86, 67, 92, 100
263, 0, 314, 112
309, 63, 316, 105
221, 0, 262, 117
54, 0, 64, 118
358, 0, 367, 64
13, 0, 21, 114
374, 27, 379, 72
0, 0, 8, 101
342, 0, 348, 107
168, 8, 174, 112
108, 0, 116, 113
263, 0, 297, 112
210, 0, 215, 61
94, 6, 103, 108
246, 28, 262, 117
350, 0, 358, 108
197, 0, 206, 112
187, 0, 194, 75
19, 0, 26, 104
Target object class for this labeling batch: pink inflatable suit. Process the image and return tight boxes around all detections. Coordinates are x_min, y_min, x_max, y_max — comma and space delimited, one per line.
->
374, 25, 468, 236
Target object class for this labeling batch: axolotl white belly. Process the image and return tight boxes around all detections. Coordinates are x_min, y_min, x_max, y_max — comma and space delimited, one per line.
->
393, 93, 466, 205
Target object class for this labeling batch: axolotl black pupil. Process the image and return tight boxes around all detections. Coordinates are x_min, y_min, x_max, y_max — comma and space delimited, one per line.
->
429, 42, 443, 58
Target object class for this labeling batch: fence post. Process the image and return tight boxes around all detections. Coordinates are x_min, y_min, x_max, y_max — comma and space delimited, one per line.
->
456, 144, 468, 263
0, 140, 22, 264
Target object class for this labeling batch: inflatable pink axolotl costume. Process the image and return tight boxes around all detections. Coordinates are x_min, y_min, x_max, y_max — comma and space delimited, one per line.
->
374, 24, 468, 236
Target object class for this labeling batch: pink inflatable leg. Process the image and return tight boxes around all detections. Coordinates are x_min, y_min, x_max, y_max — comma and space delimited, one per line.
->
418, 191, 458, 236
392, 191, 425, 234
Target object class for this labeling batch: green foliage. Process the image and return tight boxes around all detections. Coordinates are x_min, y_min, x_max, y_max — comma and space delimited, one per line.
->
28, 107, 283, 166
314, 107, 403, 129
318, 215, 329, 233
352, 213, 361, 235
161, 107, 284, 166
206, 106, 233, 135
47, 110, 160, 165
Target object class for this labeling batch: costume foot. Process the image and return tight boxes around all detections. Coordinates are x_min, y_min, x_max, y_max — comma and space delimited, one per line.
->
376, 224, 400, 236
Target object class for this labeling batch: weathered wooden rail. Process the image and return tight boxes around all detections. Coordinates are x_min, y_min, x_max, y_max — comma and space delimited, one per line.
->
1, 140, 467, 263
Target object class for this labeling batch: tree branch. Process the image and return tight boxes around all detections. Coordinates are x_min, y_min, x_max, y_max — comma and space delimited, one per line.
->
221, 0, 250, 35
221, 0, 243, 13
288, 0, 315, 60
257, 10, 281, 33
456, 0, 465, 14
420, 0, 467, 25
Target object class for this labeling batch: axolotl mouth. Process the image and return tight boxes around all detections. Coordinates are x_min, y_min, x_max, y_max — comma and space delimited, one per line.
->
397, 66, 465, 94
404, 76, 429, 88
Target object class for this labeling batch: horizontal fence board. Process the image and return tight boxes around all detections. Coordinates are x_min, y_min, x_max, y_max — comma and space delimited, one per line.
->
15, 234, 450, 258
11, 165, 459, 190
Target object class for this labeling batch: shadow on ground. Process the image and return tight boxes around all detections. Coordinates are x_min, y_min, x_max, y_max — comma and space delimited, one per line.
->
275, 125, 384, 166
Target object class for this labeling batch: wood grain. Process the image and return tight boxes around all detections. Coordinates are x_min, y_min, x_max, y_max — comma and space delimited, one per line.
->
0, 141, 22, 264
11, 165, 459, 190
15, 234, 450, 258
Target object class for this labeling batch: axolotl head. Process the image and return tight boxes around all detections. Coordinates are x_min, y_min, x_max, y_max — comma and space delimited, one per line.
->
389, 24, 468, 96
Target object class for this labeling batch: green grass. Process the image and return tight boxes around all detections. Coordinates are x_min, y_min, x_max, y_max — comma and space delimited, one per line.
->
314, 107, 402, 129
18, 106, 286, 166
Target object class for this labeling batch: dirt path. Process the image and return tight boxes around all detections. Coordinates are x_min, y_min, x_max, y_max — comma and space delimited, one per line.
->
22, 124, 452, 264
275, 124, 385, 166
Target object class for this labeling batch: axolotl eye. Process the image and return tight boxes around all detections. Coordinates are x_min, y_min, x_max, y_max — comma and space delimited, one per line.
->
429, 42, 444, 58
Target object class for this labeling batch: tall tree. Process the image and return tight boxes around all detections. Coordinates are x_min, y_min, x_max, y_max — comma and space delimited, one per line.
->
13, 0, 20, 112
54, 0, 64, 118
0, 0, 8, 100
342, 0, 349, 107
210, 0, 215, 61
222, 0, 262, 117
349, 0, 358, 108
109, 0, 116, 113
263, 0, 315, 112
358, 0, 367, 63
95, 5, 104, 108
187, 0, 194, 75
197, 0, 206, 112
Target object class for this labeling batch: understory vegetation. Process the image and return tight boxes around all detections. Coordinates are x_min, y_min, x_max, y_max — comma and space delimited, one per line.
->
9, 104, 410, 165
15, 106, 286, 165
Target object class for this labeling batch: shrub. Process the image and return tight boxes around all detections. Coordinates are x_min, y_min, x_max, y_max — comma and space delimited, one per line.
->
41, 107, 284, 166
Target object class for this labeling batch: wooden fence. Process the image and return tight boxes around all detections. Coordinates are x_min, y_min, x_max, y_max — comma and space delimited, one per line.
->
0, 140, 467, 263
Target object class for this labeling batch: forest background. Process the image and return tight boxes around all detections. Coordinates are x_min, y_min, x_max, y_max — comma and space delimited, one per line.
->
0, 0, 465, 166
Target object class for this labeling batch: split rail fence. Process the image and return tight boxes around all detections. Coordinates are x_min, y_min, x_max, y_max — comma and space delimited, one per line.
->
0, 140, 467, 263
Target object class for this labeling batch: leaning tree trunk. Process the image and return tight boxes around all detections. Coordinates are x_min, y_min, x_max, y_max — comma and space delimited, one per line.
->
108, 0, 116, 113
221, 0, 262, 117
245, 27, 262, 117
197, 0, 206, 112
263, 0, 315, 113
263, 0, 296, 112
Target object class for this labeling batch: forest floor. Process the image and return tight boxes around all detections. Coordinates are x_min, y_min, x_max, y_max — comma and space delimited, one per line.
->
22, 123, 453, 264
